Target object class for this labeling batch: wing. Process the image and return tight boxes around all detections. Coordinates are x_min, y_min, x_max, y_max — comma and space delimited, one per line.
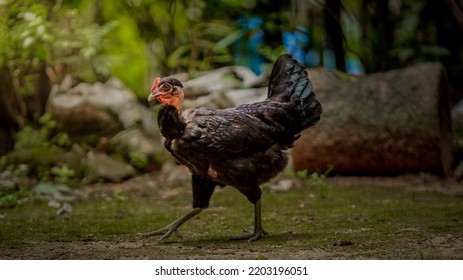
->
180, 106, 278, 156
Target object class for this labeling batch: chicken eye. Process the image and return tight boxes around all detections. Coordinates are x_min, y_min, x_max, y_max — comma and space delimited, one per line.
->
162, 84, 172, 92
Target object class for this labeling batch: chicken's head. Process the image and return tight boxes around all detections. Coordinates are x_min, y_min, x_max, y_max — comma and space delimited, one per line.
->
148, 77, 184, 111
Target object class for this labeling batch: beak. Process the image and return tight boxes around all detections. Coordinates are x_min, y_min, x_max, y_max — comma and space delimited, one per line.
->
148, 91, 161, 103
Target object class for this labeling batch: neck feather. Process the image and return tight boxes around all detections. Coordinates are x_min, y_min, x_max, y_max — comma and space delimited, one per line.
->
157, 105, 186, 140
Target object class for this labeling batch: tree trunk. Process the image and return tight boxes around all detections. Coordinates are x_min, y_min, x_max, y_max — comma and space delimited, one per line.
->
292, 62, 453, 177
360, 0, 395, 73
324, 0, 345, 71
0, 65, 52, 156
0, 67, 20, 155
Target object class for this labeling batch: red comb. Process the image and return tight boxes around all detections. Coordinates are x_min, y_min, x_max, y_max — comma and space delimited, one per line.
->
151, 77, 161, 92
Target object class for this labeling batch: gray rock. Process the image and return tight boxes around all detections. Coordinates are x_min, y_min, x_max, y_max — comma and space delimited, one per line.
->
109, 127, 164, 169
56, 203, 73, 215
184, 91, 234, 109
32, 182, 76, 202
180, 66, 268, 109
265, 178, 298, 192
292, 63, 452, 176
182, 67, 243, 98
110, 128, 161, 154
160, 160, 190, 186
85, 152, 136, 182
48, 200, 61, 208
232, 65, 267, 88
183, 87, 267, 109
48, 76, 156, 137
224, 87, 267, 106
0, 169, 32, 191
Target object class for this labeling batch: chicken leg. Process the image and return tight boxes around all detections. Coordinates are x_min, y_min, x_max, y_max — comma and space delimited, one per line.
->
140, 208, 204, 239
231, 199, 268, 242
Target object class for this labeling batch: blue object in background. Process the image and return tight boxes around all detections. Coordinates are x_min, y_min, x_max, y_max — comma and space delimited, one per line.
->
282, 26, 311, 66
322, 47, 336, 69
305, 49, 321, 67
233, 19, 364, 75
345, 55, 364, 74
283, 26, 334, 70
234, 16, 265, 75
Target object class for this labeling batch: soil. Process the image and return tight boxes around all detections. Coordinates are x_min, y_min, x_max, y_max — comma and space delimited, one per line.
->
4, 233, 462, 260
1, 174, 462, 260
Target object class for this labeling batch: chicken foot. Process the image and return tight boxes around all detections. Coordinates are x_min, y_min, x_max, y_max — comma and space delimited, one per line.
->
140, 208, 204, 240
230, 199, 268, 242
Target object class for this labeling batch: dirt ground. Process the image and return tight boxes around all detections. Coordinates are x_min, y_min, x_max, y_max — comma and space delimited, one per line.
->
1, 174, 463, 260
4, 233, 462, 260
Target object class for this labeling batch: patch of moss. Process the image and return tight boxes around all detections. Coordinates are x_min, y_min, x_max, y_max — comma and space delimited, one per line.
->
0, 179, 462, 259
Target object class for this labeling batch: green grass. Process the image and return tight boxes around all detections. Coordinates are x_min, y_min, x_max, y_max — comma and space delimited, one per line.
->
0, 177, 462, 259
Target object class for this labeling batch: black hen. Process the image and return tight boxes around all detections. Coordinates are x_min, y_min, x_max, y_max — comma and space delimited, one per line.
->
142, 54, 322, 241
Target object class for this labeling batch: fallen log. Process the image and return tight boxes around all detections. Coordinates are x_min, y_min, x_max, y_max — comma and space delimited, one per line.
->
292, 62, 453, 176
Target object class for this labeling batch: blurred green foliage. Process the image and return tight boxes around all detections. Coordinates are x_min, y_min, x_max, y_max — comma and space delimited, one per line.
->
2, 0, 461, 98
0, 0, 117, 86
1, 0, 463, 170
50, 164, 76, 184
14, 112, 70, 150
128, 151, 149, 171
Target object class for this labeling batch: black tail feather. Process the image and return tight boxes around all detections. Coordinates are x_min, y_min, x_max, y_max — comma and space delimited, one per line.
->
268, 54, 321, 129
268, 54, 313, 103
301, 98, 322, 128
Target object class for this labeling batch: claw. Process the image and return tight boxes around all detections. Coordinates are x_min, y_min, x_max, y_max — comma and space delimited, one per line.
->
139, 225, 182, 240
139, 208, 204, 241
230, 228, 268, 242
248, 229, 269, 242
